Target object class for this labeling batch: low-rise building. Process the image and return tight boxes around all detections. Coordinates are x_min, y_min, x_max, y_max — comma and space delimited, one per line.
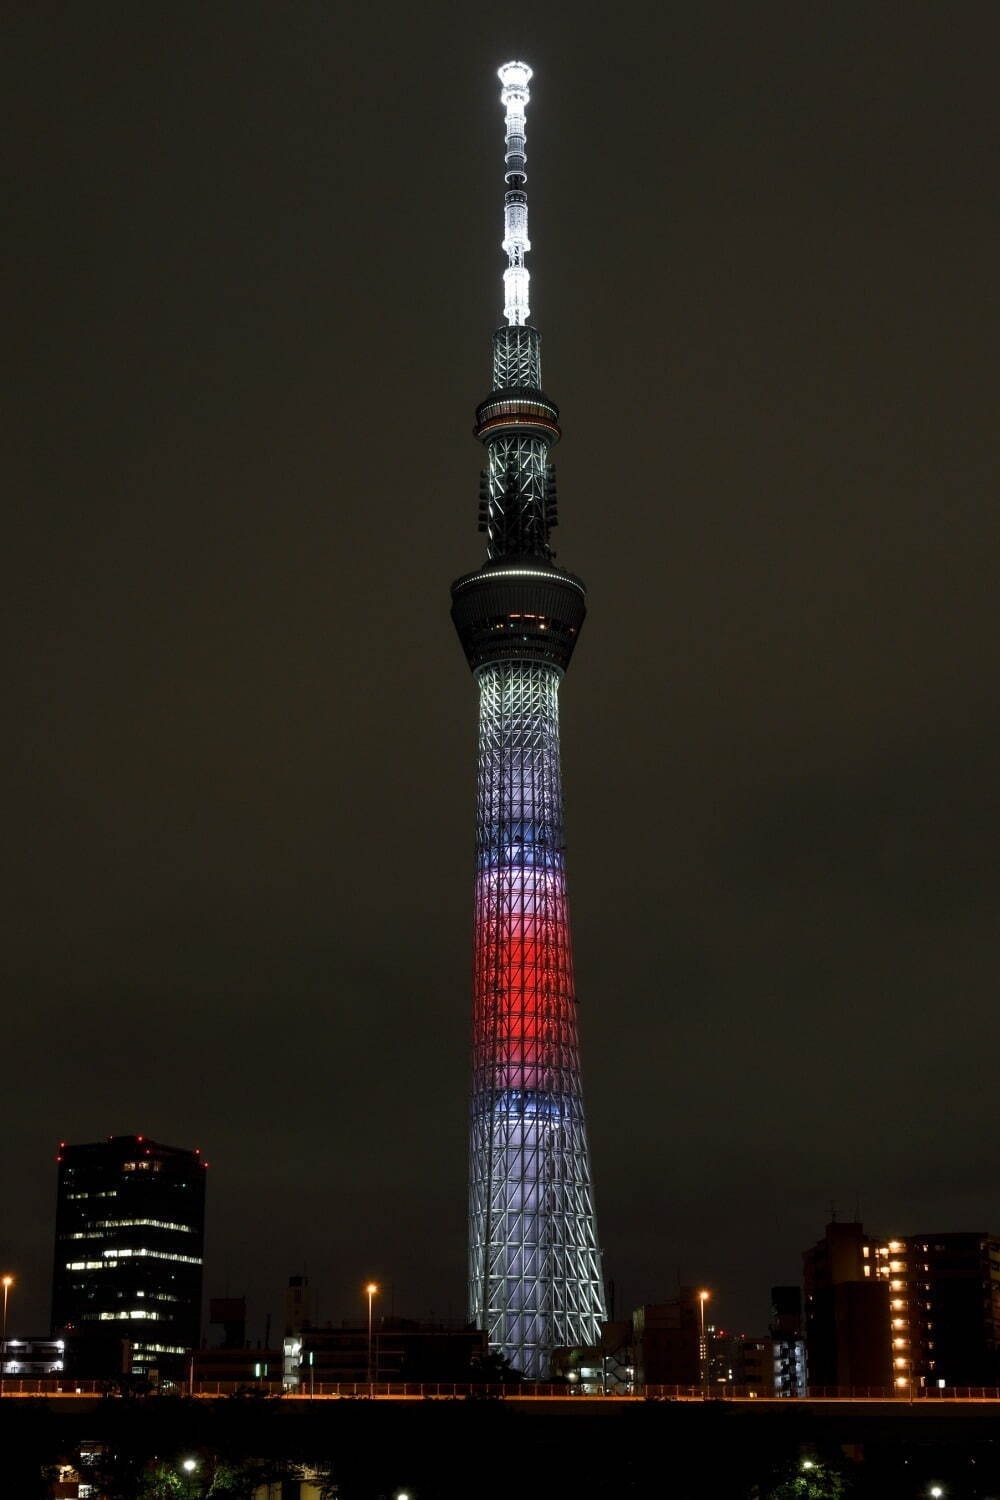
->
633, 1293, 702, 1386
552, 1319, 633, 1393
770, 1285, 807, 1396
192, 1345, 284, 1385
733, 1336, 774, 1395
297, 1319, 486, 1384
2, 1334, 66, 1378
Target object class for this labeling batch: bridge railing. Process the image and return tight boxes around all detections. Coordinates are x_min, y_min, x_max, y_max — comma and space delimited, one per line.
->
5, 1377, 1000, 1402
639, 1384, 1000, 1402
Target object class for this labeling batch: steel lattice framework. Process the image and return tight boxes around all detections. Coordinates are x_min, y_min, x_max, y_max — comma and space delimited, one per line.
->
450, 62, 606, 1379
469, 663, 604, 1371
492, 325, 541, 388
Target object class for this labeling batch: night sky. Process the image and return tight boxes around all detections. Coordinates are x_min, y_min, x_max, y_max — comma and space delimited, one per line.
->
5, 2, 1000, 1341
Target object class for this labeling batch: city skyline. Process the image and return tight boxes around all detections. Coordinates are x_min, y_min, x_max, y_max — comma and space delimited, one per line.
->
11, 1155, 1000, 1400
4, 3, 1000, 1341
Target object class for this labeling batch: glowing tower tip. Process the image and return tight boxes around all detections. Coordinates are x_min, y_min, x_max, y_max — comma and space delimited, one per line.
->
497, 62, 532, 325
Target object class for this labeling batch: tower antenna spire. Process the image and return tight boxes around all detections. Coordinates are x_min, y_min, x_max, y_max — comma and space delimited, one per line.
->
498, 61, 532, 326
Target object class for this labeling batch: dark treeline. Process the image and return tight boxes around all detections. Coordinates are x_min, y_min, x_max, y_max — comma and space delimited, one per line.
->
3, 1395, 996, 1498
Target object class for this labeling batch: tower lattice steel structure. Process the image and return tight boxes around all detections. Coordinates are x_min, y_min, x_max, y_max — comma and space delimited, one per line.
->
451, 62, 606, 1379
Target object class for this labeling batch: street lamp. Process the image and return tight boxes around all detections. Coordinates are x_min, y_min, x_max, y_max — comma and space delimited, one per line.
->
697, 1290, 710, 1393
929, 1488, 944, 1498
0, 1277, 13, 1399
366, 1282, 378, 1387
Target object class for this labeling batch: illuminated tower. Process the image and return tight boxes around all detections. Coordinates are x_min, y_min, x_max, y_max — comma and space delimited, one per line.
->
451, 62, 606, 1378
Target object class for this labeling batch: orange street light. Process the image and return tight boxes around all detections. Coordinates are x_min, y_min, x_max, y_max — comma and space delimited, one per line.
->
697, 1290, 710, 1392
0, 1277, 13, 1399
366, 1282, 379, 1386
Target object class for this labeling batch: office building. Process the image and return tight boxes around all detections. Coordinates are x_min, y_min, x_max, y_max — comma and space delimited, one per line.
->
51, 1134, 206, 1379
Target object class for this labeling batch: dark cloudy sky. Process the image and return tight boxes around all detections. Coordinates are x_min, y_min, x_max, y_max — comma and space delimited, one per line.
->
4, 1, 999, 1339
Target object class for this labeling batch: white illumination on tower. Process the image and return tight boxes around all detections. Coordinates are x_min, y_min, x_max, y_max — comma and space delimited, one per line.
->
498, 61, 532, 326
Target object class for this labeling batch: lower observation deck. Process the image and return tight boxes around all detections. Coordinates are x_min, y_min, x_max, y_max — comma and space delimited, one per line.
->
474, 388, 561, 445
450, 560, 587, 672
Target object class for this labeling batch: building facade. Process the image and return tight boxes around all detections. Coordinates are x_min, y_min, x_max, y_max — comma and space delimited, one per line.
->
192, 1344, 283, 1385
803, 1220, 892, 1390
552, 1318, 634, 1393
1, 1335, 65, 1379
882, 1232, 1000, 1390
632, 1296, 703, 1387
297, 1321, 486, 1385
770, 1284, 808, 1396
803, 1220, 1000, 1393
51, 1134, 206, 1379
731, 1336, 775, 1395
450, 60, 606, 1381
555, 1300, 775, 1395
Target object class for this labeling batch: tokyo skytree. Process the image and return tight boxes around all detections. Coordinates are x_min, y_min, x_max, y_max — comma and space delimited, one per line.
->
450, 61, 606, 1379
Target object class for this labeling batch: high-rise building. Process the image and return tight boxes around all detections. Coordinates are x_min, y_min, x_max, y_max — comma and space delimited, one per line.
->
51, 1134, 206, 1379
880, 1232, 1000, 1391
803, 1220, 891, 1390
450, 62, 606, 1378
802, 1221, 1000, 1393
